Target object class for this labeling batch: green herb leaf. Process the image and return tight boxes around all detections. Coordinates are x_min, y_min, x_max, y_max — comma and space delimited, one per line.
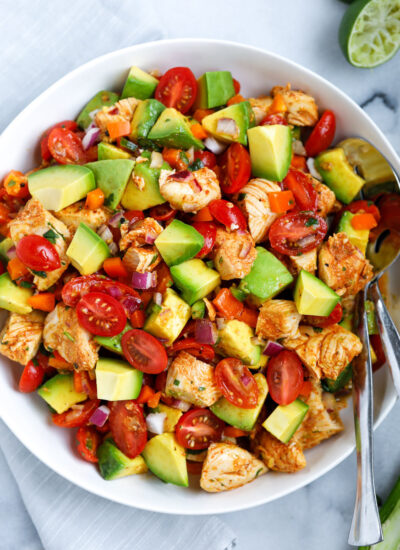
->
31, 270, 47, 278
198, 386, 206, 391
189, 159, 204, 171
173, 379, 180, 386
237, 193, 247, 201
43, 229, 59, 244
19, 281, 33, 288
63, 331, 75, 342
305, 217, 318, 227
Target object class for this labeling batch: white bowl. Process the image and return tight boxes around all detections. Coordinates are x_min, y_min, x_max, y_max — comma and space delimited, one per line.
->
0, 39, 398, 515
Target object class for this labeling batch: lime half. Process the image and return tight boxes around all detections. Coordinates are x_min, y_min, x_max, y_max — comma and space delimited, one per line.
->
339, 0, 400, 68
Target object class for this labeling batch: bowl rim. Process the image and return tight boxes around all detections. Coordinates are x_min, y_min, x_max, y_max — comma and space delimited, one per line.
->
0, 37, 398, 515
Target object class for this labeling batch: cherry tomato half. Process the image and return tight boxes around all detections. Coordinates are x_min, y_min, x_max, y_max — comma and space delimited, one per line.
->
121, 329, 168, 374
175, 408, 224, 450
304, 302, 343, 328
219, 143, 251, 194
169, 338, 215, 362
124, 210, 145, 224
77, 292, 126, 337
48, 127, 87, 165
192, 221, 217, 258
209, 199, 247, 231
109, 400, 147, 458
76, 426, 100, 463
149, 203, 177, 222
40, 120, 78, 162
194, 150, 217, 168
52, 399, 100, 428
305, 110, 336, 157
267, 350, 304, 405
233, 78, 241, 94
155, 67, 197, 114
261, 114, 288, 126
18, 360, 45, 393
73, 371, 97, 400
215, 358, 259, 409
269, 211, 327, 255
16, 235, 61, 271
283, 170, 318, 212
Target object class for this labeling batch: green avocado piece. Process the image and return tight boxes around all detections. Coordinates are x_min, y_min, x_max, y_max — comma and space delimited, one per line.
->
121, 157, 167, 210
195, 71, 235, 108
211, 373, 268, 431
121, 66, 159, 100
148, 108, 204, 150
97, 438, 147, 480
0, 238, 14, 264
216, 319, 261, 366
262, 399, 309, 443
142, 432, 188, 487
155, 219, 204, 267
28, 165, 96, 212
148, 403, 183, 432
314, 148, 365, 204
144, 288, 191, 346
0, 273, 33, 314
37, 374, 87, 414
66, 222, 110, 275
76, 90, 119, 130
130, 99, 165, 146
339, 313, 354, 332
239, 247, 293, 303
322, 363, 353, 392
202, 101, 254, 145
294, 270, 340, 316
85, 159, 134, 210
191, 300, 206, 319
95, 357, 143, 401
97, 142, 132, 160
170, 259, 221, 305
337, 211, 369, 254
247, 124, 292, 181
94, 322, 132, 354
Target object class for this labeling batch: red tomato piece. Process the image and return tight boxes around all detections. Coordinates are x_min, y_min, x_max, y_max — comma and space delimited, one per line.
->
269, 211, 327, 255
218, 143, 251, 194
121, 329, 168, 374
108, 400, 147, 458
16, 235, 61, 271
52, 399, 100, 428
193, 150, 217, 168
283, 169, 318, 212
149, 203, 177, 221
76, 426, 100, 463
77, 292, 126, 337
175, 408, 224, 450
233, 78, 241, 94
124, 210, 145, 224
169, 338, 215, 362
48, 127, 87, 165
18, 360, 45, 393
40, 120, 78, 162
155, 67, 197, 114
305, 110, 336, 157
266, 350, 304, 405
73, 371, 97, 400
304, 303, 343, 328
209, 199, 247, 231
345, 200, 380, 223
215, 358, 259, 409
260, 114, 288, 126
192, 221, 217, 258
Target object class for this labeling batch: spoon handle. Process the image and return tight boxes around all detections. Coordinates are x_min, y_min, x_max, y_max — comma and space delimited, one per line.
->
369, 279, 400, 396
348, 290, 382, 547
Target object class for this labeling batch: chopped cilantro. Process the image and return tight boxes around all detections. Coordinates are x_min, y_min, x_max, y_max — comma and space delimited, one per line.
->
43, 229, 59, 244
173, 379, 180, 386
7, 179, 16, 187
63, 331, 75, 342
219, 257, 224, 264
238, 193, 247, 201
150, 253, 159, 264
189, 159, 204, 171
48, 223, 66, 241
198, 386, 206, 391
104, 194, 114, 207
305, 217, 318, 227
31, 270, 47, 278
342, 267, 347, 272
313, 327, 323, 333
1, 340, 8, 345
19, 281, 33, 288
255, 468, 263, 478
32, 357, 39, 366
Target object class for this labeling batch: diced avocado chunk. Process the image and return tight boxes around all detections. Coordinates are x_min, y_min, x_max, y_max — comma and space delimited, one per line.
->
121, 66, 159, 100
28, 165, 96, 212
202, 102, 254, 145
94, 323, 132, 354
148, 108, 204, 150
76, 90, 119, 130
314, 148, 365, 204
247, 125, 292, 181
339, 313, 354, 332
149, 403, 183, 432
97, 438, 147, 480
337, 211, 369, 255
170, 259, 221, 305
211, 373, 268, 431
121, 157, 167, 210
365, 300, 378, 335
191, 300, 206, 319
240, 247, 293, 303
130, 99, 165, 146
155, 219, 204, 266
230, 285, 247, 302
195, 71, 236, 108
216, 319, 261, 366
67, 222, 110, 275
322, 363, 352, 392
142, 432, 188, 487
86, 159, 134, 210
294, 270, 340, 316
37, 374, 87, 414
0, 273, 33, 314
98, 142, 132, 160
0, 238, 14, 264
96, 357, 143, 401
144, 288, 191, 345
262, 399, 309, 443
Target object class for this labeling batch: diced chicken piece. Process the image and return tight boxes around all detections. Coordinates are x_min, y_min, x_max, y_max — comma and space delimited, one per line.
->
9, 199, 71, 291
123, 245, 160, 273
165, 351, 221, 407
293, 377, 343, 449
119, 218, 163, 251
200, 442, 267, 492
212, 227, 256, 280
251, 428, 306, 473
256, 299, 301, 340
0, 311, 45, 365
283, 324, 362, 380
313, 180, 336, 217
159, 167, 221, 213
248, 96, 273, 125
319, 233, 374, 297
53, 201, 111, 233
95, 98, 139, 142
289, 249, 317, 276
235, 178, 281, 243
43, 303, 99, 371
271, 84, 318, 126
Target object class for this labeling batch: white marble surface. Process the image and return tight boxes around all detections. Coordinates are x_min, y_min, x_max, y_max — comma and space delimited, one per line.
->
1, 0, 400, 549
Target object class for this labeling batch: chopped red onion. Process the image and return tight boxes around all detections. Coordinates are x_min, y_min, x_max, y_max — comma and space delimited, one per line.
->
195, 319, 217, 345
216, 318, 226, 331
217, 118, 239, 137
204, 136, 228, 155
89, 405, 110, 427
146, 412, 166, 434
173, 170, 192, 181
82, 127, 101, 150
88, 108, 100, 120
109, 211, 125, 228
171, 399, 191, 412
144, 234, 156, 245
150, 151, 164, 169
107, 286, 123, 299
6, 245, 16, 260
131, 271, 157, 290
239, 242, 252, 259
108, 241, 118, 255
97, 224, 113, 244
264, 340, 284, 356
120, 295, 141, 315
154, 292, 162, 306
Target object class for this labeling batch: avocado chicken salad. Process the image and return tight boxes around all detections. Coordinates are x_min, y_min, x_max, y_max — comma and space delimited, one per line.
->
0, 64, 390, 492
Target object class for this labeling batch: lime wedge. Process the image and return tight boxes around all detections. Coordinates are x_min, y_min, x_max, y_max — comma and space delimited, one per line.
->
339, 0, 400, 68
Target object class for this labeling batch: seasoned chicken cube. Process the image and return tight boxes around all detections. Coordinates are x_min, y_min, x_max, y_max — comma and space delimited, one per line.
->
289, 249, 317, 276
53, 201, 111, 233
271, 84, 318, 126
318, 233, 374, 297
119, 217, 163, 251
43, 303, 99, 371
251, 428, 306, 473
200, 442, 267, 492
235, 178, 281, 243
0, 311, 45, 365
95, 98, 139, 142
256, 300, 301, 340
212, 227, 256, 280
283, 324, 362, 380
293, 377, 343, 449
313, 180, 336, 217
248, 96, 273, 124
123, 245, 160, 273
159, 167, 221, 213
9, 199, 71, 291
165, 351, 221, 407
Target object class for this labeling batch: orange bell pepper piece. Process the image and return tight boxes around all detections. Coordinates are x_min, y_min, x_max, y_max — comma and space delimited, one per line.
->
192, 206, 213, 222
268, 190, 296, 214
147, 391, 161, 408
213, 288, 244, 319
27, 293, 56, 312
85, 188, 105, 210
7, 257, 29, 280
162, 148, 188, 170
193, 109, 214, 122
267, 93, 287, 115
351, 213, 378, 230
223, 426, 249, 438
103, 257, 128, 279
106, 119, 131, 140
227, 94, 245, 106
191, 123, 208, 140
290, 155, 308, 171
3, 171, 30, 199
